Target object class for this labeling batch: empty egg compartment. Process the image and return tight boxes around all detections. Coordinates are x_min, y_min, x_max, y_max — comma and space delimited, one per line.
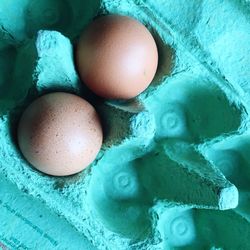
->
154, 205, 250, 250
87, 126, 239, 248
0, 0, 250, 250
88, 160, 153, 241
193, 208, 250, 250
143, 72, 243, 144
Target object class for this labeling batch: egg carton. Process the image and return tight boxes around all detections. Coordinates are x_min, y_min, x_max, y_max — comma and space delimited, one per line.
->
0, 0, 250, 249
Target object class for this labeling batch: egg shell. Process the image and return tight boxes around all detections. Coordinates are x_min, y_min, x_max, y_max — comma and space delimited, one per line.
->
76, 14, 158, 100
17, 92, 103, 176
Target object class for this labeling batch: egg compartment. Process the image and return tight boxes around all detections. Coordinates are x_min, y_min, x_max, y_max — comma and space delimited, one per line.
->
0, 0, 250, 249
154, 205, 250, 250
143, 73, 243, 143
88, 142, 238, 246
193, 208, 250, 249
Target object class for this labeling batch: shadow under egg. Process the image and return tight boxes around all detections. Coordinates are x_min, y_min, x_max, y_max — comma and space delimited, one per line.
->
151, 30, 175, 85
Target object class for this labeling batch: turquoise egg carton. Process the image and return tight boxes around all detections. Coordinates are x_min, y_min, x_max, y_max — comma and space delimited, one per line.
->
0, 0, 250, 249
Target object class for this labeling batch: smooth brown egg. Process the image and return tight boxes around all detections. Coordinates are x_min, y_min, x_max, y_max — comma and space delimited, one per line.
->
76, 15, 158, 99
17, 92, 103, 176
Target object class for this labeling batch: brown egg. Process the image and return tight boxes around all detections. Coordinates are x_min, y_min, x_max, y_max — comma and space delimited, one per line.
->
17, 92, 103, 176
76, 15, 158, 99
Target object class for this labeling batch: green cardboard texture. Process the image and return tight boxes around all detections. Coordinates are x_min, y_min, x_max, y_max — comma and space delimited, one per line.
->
0, 173, 96, 250
0, 0, 249, 249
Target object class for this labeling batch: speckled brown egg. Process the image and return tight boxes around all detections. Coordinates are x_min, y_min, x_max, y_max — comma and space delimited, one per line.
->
17, 92, 103, 176
76, 15, 158, 100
